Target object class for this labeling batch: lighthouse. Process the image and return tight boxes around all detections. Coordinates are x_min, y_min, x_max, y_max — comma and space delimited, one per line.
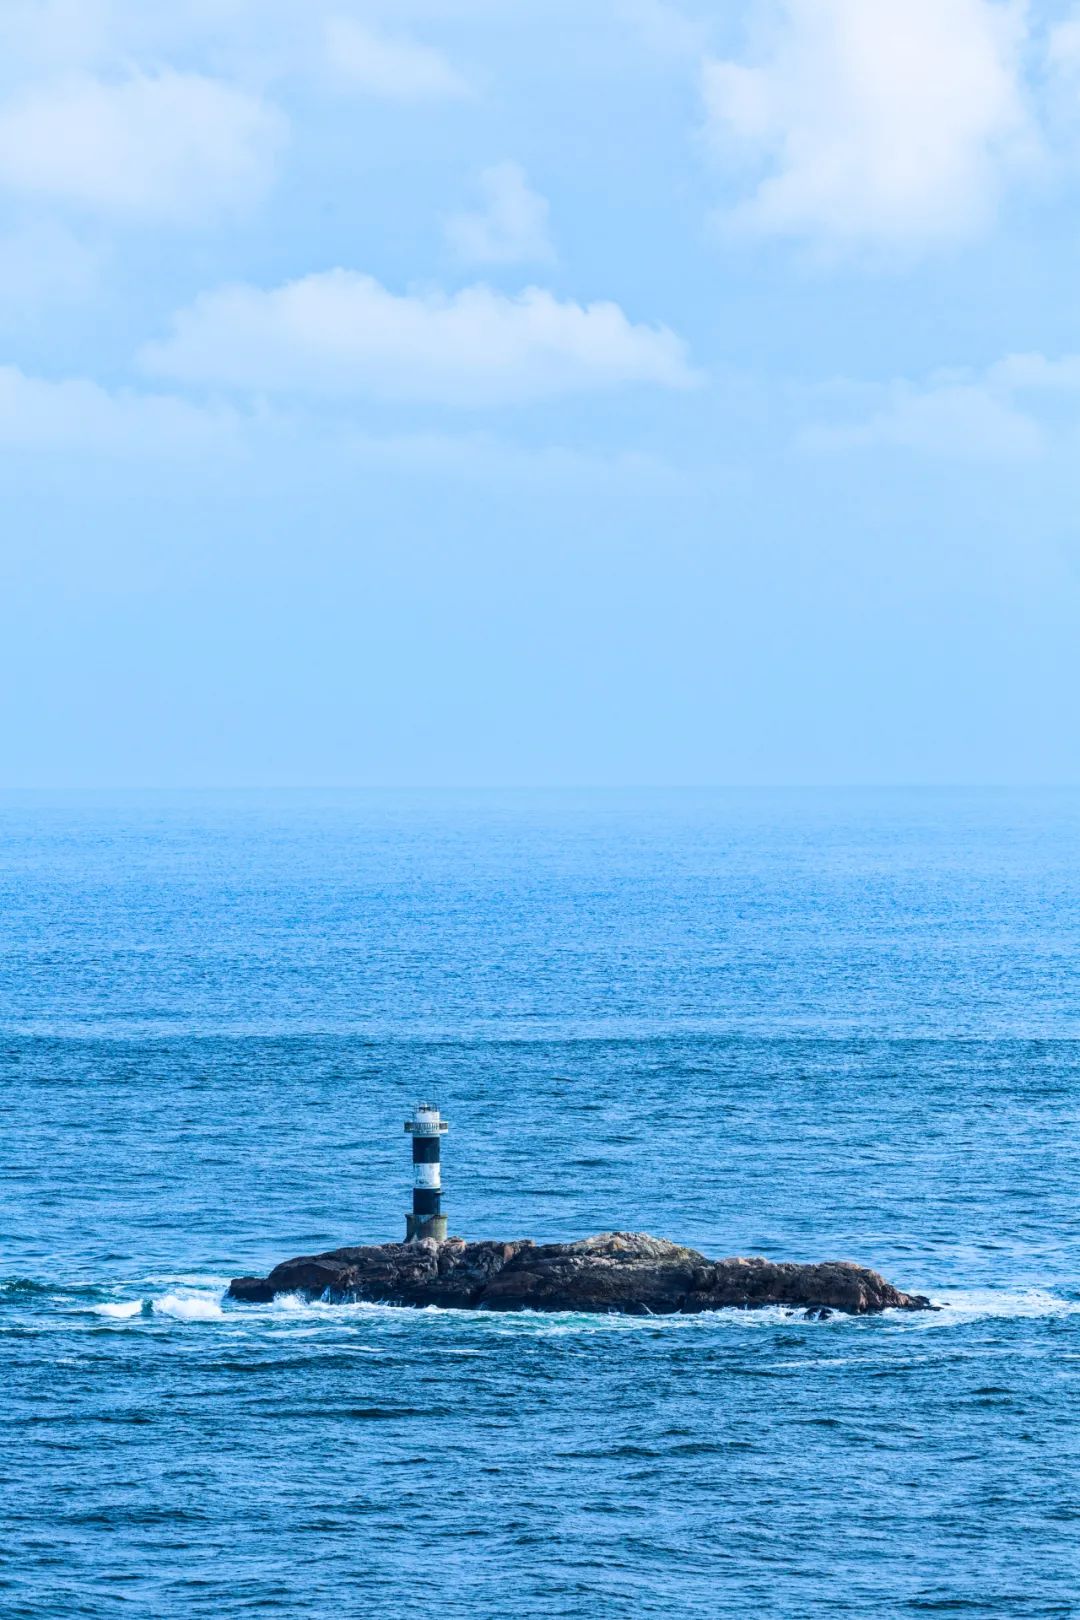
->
404, 1102, 449, 1242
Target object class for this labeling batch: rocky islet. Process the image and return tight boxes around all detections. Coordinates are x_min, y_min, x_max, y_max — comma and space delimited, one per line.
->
228, 1230, 932, 1316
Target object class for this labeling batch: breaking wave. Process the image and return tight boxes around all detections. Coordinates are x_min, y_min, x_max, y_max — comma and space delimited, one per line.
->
90, 1290, 225, 1323
9, 1279, 1078, 1337
910, 1288, 1080, 1327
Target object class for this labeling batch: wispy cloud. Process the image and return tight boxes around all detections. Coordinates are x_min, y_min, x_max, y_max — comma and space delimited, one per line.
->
803, 350, 1080, 459
0, 365, 245, 454
322, 16, 470, 101
0, 70, 286, 223
445, 162, 554, 266
139, 270, 699, 406
0, 219, 101, 317
0, 363, 680, 491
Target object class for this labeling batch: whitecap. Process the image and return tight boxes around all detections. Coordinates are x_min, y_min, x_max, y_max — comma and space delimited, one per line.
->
909, 1288, 1080, 1327
153, 1292, 225, 1322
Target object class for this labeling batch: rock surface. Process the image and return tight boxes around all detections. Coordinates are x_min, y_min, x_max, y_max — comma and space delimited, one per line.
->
228, 1231, 932, 1315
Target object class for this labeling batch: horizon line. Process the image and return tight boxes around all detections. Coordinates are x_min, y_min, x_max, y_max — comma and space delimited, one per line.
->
2, 783, 1079, 795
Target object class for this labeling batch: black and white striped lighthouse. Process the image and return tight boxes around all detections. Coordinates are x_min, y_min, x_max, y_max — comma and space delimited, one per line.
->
404, 1102, 449, 1242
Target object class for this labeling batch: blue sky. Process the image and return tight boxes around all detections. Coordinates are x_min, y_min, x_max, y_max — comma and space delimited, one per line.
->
2, 0, 1080, 787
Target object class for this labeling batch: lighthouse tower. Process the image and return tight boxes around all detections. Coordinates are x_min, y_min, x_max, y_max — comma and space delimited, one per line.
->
404, 1102, 449, 1242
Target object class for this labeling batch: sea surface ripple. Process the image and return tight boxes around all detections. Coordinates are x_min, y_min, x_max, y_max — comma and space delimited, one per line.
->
1, 789, 1078, 1616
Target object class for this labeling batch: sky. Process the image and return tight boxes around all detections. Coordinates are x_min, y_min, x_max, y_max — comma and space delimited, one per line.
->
2, 0, 1080, 787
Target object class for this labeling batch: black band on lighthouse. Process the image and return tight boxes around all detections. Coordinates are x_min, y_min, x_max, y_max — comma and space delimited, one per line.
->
412, 1136, 440, 1164
412, 1187, 441, 1216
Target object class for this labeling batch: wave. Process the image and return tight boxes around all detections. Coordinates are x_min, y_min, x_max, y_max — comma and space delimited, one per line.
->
2, 1277, 106, 1304
154, 1293, 225, 1322
15, 1278, 1080, 1335
221, 1285, 1080, 1334
92, 1291, 224, 1323
910, 1288, 1080, 1327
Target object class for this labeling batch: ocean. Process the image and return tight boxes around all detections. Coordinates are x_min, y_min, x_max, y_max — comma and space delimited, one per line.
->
1, 789, 1077, 1616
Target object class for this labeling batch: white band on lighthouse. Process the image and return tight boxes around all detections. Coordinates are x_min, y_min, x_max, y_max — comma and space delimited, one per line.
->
413, 1161, 441, 1189
406, 1105, 447, 1138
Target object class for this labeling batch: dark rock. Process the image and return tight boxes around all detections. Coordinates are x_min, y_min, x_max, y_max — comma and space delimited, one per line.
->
229, 1275, 277, 1303
227, 1231, 933, 1316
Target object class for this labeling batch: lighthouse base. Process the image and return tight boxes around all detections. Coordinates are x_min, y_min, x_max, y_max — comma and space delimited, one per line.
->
406, 1213, 448, 1243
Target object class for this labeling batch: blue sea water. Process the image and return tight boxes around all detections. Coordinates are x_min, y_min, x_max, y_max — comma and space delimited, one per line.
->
1, 788, 1077, 1617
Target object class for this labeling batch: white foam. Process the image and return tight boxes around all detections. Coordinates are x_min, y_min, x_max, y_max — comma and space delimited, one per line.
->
84, 1284, 1080, 1335
269, 1292, 316, 1314
153, 1292, 225, 1322
911, 1288, 1080, 1327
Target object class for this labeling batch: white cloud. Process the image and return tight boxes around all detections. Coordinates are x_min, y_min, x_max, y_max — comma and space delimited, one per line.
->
0, 3, 482, 94
803, 349, 1080, 459
445, 163, 554, 265
322, 16, 469, 100
0, 365, 244, 454
806, 378, 1042, 459
0, 70, 286, 222
703, 0, 1033, 252
0, 362, 678, 487
138, 270, 698, 405
988, 351, 1080, 391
